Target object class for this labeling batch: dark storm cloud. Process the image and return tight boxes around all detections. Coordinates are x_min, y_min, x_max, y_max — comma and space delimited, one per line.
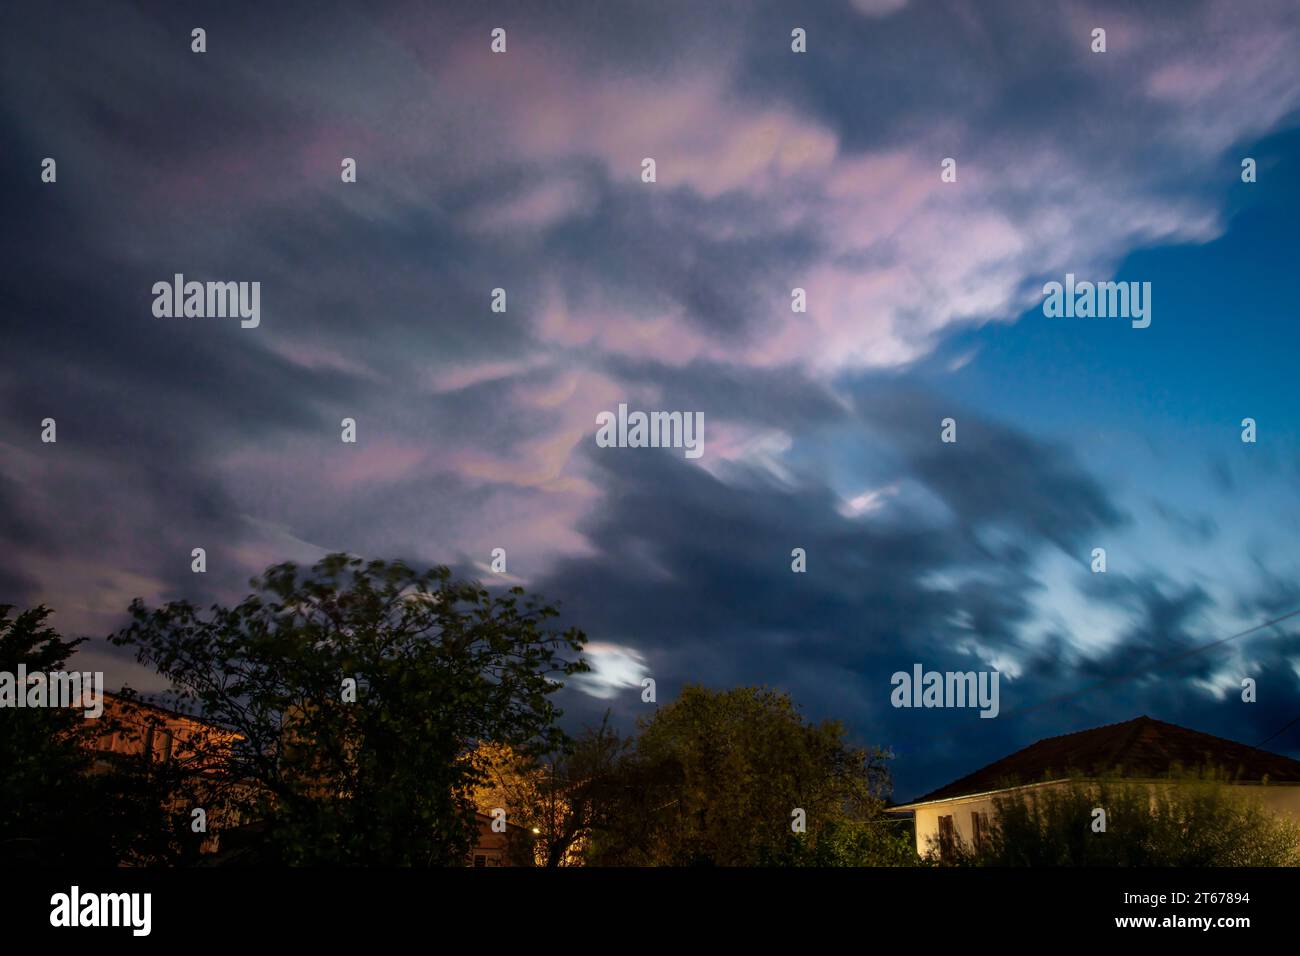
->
602, 359, 849, 434
545, 185, 827, 342
853, 386, 1127, 551
1077, 573, 1217, 682
534, 391, 1137, 795
1151, 499, 1219, 545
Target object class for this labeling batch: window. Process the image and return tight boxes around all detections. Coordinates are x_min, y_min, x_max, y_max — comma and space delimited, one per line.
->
971, 811, 989, 851
938, 814, 956, 861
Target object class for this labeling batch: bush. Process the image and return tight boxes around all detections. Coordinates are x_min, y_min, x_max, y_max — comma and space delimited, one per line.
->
935, 771, 1300, 866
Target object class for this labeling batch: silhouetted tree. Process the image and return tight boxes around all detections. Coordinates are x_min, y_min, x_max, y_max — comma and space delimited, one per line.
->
111, 553, 587, 865
585, 685, 914, 866
474, 715, 631, 866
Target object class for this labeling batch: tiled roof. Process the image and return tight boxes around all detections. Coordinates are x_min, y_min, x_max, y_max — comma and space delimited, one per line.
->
907, 715, 1300, 804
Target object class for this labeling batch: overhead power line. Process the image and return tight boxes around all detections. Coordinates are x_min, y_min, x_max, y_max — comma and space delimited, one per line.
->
1006, 606, 1300, 723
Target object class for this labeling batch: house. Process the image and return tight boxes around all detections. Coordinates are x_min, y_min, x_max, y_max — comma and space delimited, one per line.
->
470, 812, 536, 867
895, 715, 1300, 858
89, 692, 240, 772
85, 693, 249, 855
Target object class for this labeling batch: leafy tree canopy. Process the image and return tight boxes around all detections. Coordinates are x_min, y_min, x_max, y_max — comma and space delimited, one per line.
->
111, 553, 587, 865
589, 685, 913, 866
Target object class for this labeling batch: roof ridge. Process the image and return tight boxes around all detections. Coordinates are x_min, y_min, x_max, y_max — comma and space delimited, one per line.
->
913, 715, 1148, 798
902, 715, 1300, 805
1143, 715, 1296, 762
1105, 714, 1157, 770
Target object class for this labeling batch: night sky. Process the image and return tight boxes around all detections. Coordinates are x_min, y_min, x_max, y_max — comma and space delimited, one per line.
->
3, 0, 1300, 800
